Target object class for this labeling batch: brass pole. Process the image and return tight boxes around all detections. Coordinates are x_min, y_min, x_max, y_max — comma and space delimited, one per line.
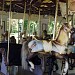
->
19, 1, 26, 42
38, 9, 41, 37
48, 15, 50, 31
66, 0, 68, 23
72, 13, 74, 27
23, 1, 26, 37
27, 0, 32, 36
53, 0, 59, 39
7, 0, 12, 64
28, 6, 31, 36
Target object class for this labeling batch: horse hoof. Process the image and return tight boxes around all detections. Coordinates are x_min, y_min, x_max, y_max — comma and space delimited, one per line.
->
62, 70, 67, 75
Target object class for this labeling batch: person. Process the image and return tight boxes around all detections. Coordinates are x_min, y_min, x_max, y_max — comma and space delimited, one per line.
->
1, 31, 8, 43
0, 31, 8, 75
0, 48, 8, 75
19, 31, 27, 44
70, 27, 75, 45
42, 30, 58, 73
10, 36, 16, 43
43, 30, 50, 40
4, 31, 8, 42
33, 31, 39, 40
67, 26, 75, 70
68, 27, 75, 52
1, 34, 5, 43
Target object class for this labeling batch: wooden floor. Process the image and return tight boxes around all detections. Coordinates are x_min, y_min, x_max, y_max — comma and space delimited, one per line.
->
1, 68, 75, 75
14, 67, 75, 75
16, 69, 60, 75
16, 71, 75, 75
1, 59, 75, 75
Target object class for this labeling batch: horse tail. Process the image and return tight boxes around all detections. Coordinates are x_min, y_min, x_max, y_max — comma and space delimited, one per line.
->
21, 42, 28, 70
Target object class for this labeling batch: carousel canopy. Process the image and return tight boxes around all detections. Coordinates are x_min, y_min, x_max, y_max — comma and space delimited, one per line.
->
0, 0, 66, 16
0, 0, 73, 16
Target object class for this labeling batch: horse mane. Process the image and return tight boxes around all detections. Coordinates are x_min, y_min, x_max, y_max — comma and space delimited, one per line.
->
55, 24, 64, 40
54, 23, 70, 45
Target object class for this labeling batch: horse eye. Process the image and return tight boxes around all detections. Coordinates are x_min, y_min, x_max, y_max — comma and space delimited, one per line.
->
34, 42, 36, 45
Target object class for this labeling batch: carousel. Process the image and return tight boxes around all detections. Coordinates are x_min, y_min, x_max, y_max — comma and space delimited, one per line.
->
0, 0, 75, 75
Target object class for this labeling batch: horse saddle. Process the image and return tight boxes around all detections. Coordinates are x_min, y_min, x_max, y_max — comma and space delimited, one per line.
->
52, 41, 66, 54
43, 40, 52, 52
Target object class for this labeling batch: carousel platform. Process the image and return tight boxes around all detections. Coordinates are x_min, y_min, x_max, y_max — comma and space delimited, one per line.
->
14, 64, 75, 75
0, 64, 75, 75
55, 59, 75, 75
16, 69, 75, 75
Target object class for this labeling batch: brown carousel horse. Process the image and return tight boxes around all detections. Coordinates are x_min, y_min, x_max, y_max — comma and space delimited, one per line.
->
28, 23, 72, 75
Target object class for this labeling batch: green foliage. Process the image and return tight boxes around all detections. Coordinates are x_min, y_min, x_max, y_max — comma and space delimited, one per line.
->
24, 20, 28, 30
29, 21, 38, 35
48, 21, 54, 33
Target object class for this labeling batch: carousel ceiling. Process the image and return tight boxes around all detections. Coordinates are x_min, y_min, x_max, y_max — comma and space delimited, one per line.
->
0, 0, 67, 16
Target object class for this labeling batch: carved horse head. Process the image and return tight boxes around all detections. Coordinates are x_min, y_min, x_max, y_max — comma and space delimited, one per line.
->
60, 23, 72, 32
55, 23, 72, 46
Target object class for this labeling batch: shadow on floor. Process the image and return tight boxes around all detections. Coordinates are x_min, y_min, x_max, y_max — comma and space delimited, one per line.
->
0, 72, 5, 75
16, 69, 35, 75
44, 72, 75, 75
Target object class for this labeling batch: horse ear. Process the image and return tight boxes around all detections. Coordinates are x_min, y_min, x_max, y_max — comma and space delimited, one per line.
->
62, 23, 68, 28
63, 22, 68, 26
64, 22, 71, 28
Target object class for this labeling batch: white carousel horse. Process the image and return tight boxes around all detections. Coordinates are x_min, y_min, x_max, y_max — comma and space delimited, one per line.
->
28, 23, 72, 75
0, 48, 8, 75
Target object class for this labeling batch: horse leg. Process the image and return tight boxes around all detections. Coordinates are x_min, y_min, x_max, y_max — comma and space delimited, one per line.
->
47, 54, 57, 75
54, 52, 69, 75
47, 55, 54, 75
62, 58, 69, 75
